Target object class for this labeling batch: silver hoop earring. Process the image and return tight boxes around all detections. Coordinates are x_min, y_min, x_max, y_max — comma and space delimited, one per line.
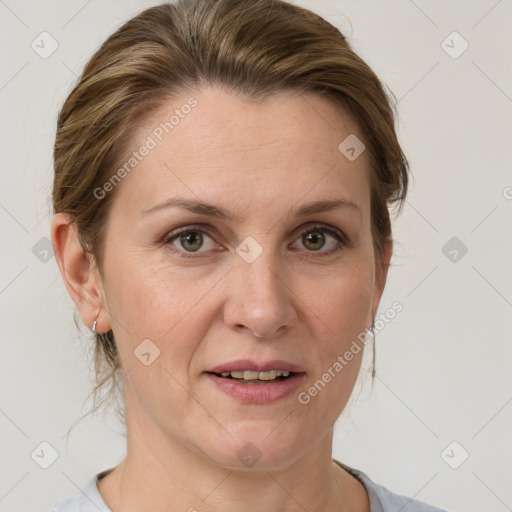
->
370, 320, 376, 377
91, 309, 101, 333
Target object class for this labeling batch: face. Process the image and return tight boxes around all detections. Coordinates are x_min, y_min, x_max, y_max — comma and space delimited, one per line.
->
94, 87, 388, 469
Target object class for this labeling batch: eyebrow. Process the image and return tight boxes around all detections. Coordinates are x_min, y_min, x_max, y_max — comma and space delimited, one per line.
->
141, 197, 361, 222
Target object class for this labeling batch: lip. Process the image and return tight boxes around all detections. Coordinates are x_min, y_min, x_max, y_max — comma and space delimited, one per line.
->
204, 359, 306, 404
205, 372, 306, 404
207, 359, 305, 374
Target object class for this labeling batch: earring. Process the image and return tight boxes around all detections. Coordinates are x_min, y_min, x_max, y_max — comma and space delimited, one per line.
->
370, 320, 376, 378
91, 309, 101, 333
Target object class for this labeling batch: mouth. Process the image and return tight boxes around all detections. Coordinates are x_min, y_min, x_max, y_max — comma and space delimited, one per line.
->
207, 369, 295, 384
204, 360, 306, 403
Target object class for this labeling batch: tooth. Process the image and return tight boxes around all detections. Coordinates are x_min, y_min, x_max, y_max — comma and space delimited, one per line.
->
258, 370, 277, 380
224, 369, 292, 380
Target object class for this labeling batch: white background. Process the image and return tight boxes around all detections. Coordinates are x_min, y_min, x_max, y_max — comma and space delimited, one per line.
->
0, 1, 510, 511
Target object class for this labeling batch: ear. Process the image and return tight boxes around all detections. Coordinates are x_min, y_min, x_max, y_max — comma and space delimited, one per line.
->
371, 237, 393, 321
51, 213, 111, 333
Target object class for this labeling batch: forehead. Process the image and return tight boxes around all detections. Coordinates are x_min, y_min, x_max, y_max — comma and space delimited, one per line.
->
110, 87, 371, 221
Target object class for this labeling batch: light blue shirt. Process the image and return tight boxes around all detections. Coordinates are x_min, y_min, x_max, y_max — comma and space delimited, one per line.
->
50, 460, 448, 511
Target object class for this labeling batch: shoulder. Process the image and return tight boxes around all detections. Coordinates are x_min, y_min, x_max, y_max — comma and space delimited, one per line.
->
334, 459, 448, 512
49, 470, 112, 512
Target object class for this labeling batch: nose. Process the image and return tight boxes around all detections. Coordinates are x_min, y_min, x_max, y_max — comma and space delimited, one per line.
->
223, 250, 298, 339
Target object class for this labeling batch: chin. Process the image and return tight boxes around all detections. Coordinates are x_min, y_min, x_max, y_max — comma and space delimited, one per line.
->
199, 429, 309, 472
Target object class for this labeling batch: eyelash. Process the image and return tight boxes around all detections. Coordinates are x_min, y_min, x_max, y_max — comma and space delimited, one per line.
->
162, 223, 348, 259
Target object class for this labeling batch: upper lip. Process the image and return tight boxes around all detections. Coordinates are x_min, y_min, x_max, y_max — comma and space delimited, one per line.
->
207, 359, 305, 374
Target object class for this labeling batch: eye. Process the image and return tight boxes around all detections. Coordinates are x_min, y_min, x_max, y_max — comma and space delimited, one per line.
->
163, 223, 347, 259
165, 226, 219, 257
290, 224, 346, 255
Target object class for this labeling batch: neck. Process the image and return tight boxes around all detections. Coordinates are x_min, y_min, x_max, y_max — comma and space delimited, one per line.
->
98, 401, 369, 512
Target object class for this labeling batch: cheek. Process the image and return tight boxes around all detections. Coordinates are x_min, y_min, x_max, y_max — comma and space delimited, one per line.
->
105, 251, 203, 333
307, 257, 374, 334
299, 277, 371, 418
302, 255, 374, 401
105, 262, 208, 415
103, 254, 220, 377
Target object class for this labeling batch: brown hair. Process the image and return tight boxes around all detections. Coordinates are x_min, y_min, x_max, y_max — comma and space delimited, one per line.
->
53, 0, 409, 421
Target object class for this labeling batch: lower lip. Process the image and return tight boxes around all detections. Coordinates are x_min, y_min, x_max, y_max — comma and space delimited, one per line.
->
205, 373, 305, 404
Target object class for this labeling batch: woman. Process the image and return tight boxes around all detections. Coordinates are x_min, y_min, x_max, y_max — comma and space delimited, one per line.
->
50, 0, 447, 510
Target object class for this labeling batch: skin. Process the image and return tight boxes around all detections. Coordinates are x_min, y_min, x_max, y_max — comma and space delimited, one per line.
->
52, 87, 392, 512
